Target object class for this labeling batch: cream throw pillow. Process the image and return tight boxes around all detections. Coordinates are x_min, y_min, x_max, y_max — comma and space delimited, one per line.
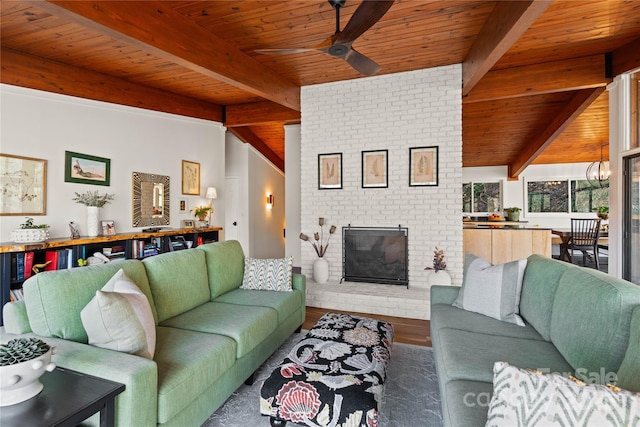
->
240, 257, 293, 291
81, 269, 156, 359
486, 361, 640, 426
453, 253, 527, 326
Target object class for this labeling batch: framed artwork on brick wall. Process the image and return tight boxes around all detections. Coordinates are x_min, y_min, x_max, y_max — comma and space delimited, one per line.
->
318, 153, 342, 189
409, 146, 438, 187
362, 149, 388, 188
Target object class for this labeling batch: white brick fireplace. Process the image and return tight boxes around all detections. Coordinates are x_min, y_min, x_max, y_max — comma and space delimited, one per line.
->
299, 65, 463, 320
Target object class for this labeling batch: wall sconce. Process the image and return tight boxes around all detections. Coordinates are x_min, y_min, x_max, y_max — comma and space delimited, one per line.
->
266, 194, 274, 210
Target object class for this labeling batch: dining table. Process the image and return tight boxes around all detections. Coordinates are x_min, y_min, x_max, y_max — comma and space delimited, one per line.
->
551, 228, 609, 262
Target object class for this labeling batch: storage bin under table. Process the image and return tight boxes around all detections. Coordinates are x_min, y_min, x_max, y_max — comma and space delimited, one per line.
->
260, 312, 394, 427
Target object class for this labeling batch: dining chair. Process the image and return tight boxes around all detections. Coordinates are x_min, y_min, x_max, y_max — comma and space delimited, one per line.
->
569, 218, 602, 269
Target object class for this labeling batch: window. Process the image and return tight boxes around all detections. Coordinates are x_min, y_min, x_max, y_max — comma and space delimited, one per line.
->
463, 182, 502, 213
527, 179, 609, 213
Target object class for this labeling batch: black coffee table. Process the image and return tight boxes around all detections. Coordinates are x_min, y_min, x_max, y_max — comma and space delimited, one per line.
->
0, 367, 125, 427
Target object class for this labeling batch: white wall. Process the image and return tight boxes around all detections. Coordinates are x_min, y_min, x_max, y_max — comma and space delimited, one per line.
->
285, 124, 302, 267
0, 84, 225, 242
225, 133, 286, 258
300, 65, 463, 286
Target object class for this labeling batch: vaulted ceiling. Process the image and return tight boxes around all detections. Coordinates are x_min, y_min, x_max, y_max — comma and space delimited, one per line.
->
2, 1, 639, 176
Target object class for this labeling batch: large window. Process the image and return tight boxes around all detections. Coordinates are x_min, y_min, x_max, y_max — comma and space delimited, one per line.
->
463, 182, 502, 213
527, 179, 609, 213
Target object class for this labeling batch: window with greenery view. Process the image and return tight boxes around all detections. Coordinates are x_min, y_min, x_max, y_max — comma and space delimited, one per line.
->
527, 180, 608, 213
571, 180, 609, 212
463, 182, 502, 213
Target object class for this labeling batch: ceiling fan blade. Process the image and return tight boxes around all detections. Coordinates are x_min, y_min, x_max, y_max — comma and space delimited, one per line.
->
254, 48, 319, 55
344, 47, 380, 76
335, 0, 394, 45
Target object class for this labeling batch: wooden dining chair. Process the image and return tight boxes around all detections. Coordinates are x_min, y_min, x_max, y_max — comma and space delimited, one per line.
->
570, 218, 602, 269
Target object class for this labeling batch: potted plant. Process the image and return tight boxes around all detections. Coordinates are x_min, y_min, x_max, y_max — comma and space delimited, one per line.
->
10, 217, 50, 243
594, 206, 609, 220
72, 191, 115, 237
424, 247, 451, 286
300, 217, 337, 284
193, 205, 213, 222
504, 207, 522, 222
0, 337, 56, 406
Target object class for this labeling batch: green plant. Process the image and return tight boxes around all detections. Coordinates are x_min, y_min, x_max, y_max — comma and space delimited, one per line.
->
72, 190, 114, 207
594, 206, 609, 214
18, 217, 48, 229
193, 205, 213, 219
300, 217, 337, 258
425, 247, 447, 272
0, 338, 50, 366
504, 207, 522, 213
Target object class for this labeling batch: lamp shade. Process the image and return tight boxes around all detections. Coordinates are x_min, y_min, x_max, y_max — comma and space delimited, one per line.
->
205, 187, 218, 199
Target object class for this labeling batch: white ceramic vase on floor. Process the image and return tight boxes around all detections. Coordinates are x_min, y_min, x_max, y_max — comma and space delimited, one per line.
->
87, 206, 100, 237
426, 270, 452, 287
313, 258, 329, 284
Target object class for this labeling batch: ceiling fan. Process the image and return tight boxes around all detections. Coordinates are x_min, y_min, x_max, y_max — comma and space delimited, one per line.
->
255, 0, 394, 76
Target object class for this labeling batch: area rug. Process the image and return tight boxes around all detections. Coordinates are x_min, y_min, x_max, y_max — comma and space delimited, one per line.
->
201, 330, 443, 427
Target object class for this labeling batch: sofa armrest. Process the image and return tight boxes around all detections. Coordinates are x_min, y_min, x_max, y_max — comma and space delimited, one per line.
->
0, 331, 158, 427
2, 301, 32, 334
430, 285, 460, 305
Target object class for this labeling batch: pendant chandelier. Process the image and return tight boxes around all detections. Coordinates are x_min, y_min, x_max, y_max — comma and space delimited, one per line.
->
586, 144, 611, 188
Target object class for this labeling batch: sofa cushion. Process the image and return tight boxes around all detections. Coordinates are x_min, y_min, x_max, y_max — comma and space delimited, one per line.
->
438, 328, 572, 383
240, 257, 293, 291
154, 326, 236, 424
81, 269, 156, 359
486, 361, 640, 427
550, 267, 640, 376
519, 255, 572, 341
214, 288, 303, 323
453, 253, 527, 326
23, 260, 154, 342
197, 240, 245, 299
143, 249, 210, 322
616, 306, 640, 392
159, 302, 278, 358
430, 304, 545, 342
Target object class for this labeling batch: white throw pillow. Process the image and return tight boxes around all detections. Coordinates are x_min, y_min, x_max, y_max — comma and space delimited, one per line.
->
81, 269, 156, 359
453, 253, 527, 326
240, 257, 293, 291
486, 361, 640, 426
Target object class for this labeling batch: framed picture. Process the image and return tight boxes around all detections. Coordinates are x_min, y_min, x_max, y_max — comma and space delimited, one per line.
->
182, 160, 200, 195
362, 149, 388, 188
318, 153, 342, 190
64, 151, 110, 186
178, 198, 188, 214
182, 219, 195, 229
0, 153, 47, 216
101, 220, 116, 236
409, 146, 439, 187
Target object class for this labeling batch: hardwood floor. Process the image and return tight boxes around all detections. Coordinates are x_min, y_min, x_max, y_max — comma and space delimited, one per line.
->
304, 306, 431, 347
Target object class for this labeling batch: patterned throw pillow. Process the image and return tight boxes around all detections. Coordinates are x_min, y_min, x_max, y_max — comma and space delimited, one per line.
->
453, 253, 527, 326
241, 257, 293, 292
486, 361, 640, 426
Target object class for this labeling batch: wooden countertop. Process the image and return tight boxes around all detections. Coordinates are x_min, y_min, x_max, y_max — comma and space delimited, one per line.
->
463, 221, 551, 230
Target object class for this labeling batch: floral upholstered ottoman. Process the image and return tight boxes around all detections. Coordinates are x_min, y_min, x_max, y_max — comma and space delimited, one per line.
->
260, 312, 394, 427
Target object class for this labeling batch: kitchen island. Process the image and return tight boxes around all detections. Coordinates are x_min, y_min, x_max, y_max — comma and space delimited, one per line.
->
463, 222, 552, 264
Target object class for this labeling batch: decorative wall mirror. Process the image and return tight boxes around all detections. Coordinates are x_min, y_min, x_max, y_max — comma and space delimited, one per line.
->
132, 172, 170, 227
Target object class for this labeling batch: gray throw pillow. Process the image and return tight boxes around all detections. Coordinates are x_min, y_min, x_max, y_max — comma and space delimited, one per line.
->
453, 253, 527, 326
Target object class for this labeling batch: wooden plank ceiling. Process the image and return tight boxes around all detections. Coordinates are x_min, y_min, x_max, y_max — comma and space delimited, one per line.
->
1, 0, 639, 175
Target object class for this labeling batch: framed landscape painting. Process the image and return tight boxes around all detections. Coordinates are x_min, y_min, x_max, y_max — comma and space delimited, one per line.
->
318, 153, 342, 190
362, 149, 388, 188
0, 153, 47, 215
409, 146, 439, 187
64, 151, 110, 186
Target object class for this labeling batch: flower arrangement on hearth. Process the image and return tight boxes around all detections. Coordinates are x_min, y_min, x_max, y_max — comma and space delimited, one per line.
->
299, 217, 337, 258
425, 247, 447, 273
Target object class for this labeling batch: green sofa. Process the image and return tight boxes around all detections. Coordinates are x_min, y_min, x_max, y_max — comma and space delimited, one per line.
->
430, 254, 640, 426
1, 240, 306, 427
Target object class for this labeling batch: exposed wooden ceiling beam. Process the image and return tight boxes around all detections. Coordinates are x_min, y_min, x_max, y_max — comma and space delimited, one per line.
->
1, 48, 223, 122
611, 37, 640, 77
225, 101, 301, 128
465, 55, 609, 103
508, 87, 605, 180
38, 0, 300, 111
229, 127, 284, 172
462, 0, 552, 96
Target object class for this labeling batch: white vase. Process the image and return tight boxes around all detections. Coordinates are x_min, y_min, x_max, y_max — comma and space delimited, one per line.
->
87, 206, 100, 237
313, 258, 329, 284
427, 270, 452, 287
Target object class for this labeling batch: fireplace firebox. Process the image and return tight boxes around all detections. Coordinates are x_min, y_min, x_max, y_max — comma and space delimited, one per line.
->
342, 226, 408, 286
